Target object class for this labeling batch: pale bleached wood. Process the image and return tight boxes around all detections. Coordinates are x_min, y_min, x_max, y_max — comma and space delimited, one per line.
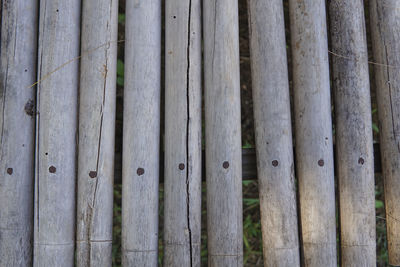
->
0, 0, 38, 266
247, 0, 300, 266
33, 1, 81, 266
75, 0, 118, 266
164, 0, 202, 266
288, 0, 337, 266
112, 144, 385, 184
370, 0, 400, 264
329, 0, 376, 265
122, 0, 161, 266
203, 0, 243, 266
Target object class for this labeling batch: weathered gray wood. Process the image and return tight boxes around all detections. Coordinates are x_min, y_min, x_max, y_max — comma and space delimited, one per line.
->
0, 0, 38, 266
329, 0, 376, 265
122, 0, 161, 266
288, 0, 337, 266
203, 0, 243, 266
370, 0, 400, 264
164, 0, 202, 266
113, 144, 385, 184
33, 1, 81, 266
76, 0, 118, 266
247, 0, 300, 266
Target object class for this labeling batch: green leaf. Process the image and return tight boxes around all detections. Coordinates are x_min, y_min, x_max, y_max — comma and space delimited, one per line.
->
243, 234, 251, 251
242, 142, 252, 148
117, 59, 124, 77
243, 198, 260, 206
117, 59, 124, 86
242, 180, 253, 186
372, 123, 379, 133
375, 200, 384, 209
117, 77, 124, 86
118, 14, 126, 24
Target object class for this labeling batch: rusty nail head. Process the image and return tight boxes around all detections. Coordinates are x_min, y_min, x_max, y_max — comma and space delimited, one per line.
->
318, 159, 324, 167
272, 160, 279, 167
49, 166, 56, 173
223, 161, 229, 169
89, 171, 97, 178
6, 168, 13, 175
137, 168, 145, 176
179, 163, 185, 170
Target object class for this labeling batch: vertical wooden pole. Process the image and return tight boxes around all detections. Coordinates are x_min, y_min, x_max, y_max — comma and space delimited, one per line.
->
0, 0, 38, 265
329, 0, 376, 265
76, 0, 118, 266
247, 0, 300, 265
288, 0, 337, 265
164, 0, 202, 266
370, 0, 400, 264
34, 0, 81, 266
203, 0, 243, 266
122, 0, 161, 266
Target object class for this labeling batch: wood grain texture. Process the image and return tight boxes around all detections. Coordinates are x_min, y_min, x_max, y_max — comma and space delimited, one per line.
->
112, 144, 384, 184
329, 0, 376, 265
248, 0, 300, 266
203, 0, 243, 266
76, 0, 118, 266
0, 0, 38, 265
122, 0, 161, 266
33, 0, 81, 266
288, 0, 337, 266
370, 0, 400, 264
247, 0, 300, 266
164, 0, 202, 266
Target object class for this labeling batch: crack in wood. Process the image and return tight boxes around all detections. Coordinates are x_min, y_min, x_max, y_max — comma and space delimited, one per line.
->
86, 4, 113, 265
35, 0, 48, 234
211, 0, 217, 80
185, 0, 193, 265
384, 45, 396, 140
